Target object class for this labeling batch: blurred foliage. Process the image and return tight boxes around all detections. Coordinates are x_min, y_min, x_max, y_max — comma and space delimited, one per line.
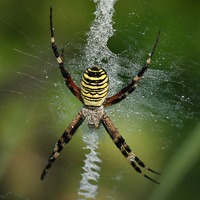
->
0, 0, 200, 200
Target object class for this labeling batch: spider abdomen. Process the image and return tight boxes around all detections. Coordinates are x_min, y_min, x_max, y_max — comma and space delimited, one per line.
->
81, 66, 109, 107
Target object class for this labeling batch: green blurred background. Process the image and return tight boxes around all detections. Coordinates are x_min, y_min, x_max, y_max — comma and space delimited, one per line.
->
0, 0, 200, 199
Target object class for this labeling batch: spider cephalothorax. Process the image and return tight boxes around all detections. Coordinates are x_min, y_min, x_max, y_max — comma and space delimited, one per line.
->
82, 105, 104, 129
41, 6, 161, 184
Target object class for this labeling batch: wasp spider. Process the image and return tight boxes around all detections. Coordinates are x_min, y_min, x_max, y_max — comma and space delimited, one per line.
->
41, 6, 161, 184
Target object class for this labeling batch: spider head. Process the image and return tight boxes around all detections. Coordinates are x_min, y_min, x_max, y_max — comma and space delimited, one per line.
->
82, 105, 104, 129
80, 66, 109, 107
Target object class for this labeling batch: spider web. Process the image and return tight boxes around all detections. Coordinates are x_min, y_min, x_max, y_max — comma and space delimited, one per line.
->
0, 0, 200, 200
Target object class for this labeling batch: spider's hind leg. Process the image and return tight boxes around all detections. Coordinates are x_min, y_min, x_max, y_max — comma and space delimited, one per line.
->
41, 111, 85, 180
61, 48, 64, 62
120, 136, 161, 175
101, 112, 160, 184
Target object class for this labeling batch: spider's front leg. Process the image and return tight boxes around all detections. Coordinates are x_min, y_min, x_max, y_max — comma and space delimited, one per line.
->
50, 6, 84, 103
41, 111, 85, 180
101, 112, 160, 184
104, 30, 161, 107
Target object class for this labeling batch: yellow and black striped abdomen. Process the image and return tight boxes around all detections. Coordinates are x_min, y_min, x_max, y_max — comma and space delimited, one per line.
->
81, 66, 109, 107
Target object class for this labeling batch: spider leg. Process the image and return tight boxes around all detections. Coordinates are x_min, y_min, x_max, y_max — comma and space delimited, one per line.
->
50, 6, 84, 103
101, 112, 160, 184
104, 30, 161, 108
41, 111, 85, 180
61, 48, 64, 63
